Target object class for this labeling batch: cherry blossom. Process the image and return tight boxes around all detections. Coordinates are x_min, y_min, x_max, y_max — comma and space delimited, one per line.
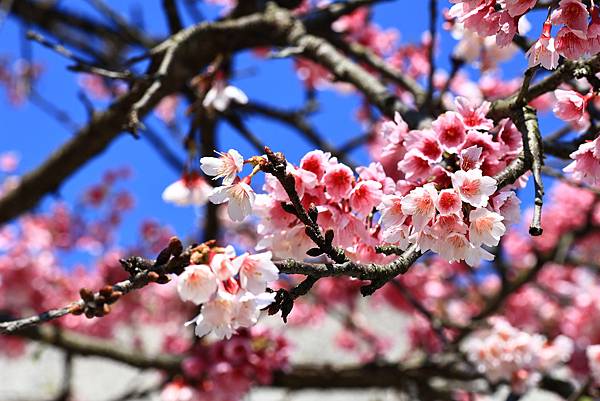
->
587, 345, 600, 384
553, 89, 591, 124
463, 317, 573, 392
178, 247, 279, 339
200, 149, 245, 185
459, 145, 483, 171
555, 26, 589, 60
208, 178, 256, 221
233, 251, 279, 294
468, 207, 505, 247
451, 169, 497, 207
203, 81, 248, 112
436, 189, 462, 216
551, 0, 589, 36
0, 151, 19, 173
401, 183, 438, 232
505, 0, 537, 17
564, 137, 600, 185
177, 264, 218, 304
527, 22, 559, 70
431, 111, 466, 152
454, 97, 494, 131
349, 180, 383, 216
162, 172, 212, 206
323, 163, 355, 201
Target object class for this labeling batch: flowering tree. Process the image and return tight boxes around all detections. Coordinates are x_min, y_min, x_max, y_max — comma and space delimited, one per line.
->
4, 0, 600, 400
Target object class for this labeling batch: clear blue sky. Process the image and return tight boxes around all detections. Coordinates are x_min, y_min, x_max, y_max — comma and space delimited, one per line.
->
0, 1, 557, 252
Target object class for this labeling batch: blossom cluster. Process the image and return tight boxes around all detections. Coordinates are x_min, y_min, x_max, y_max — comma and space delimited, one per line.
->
162, 327, 289, 401
372, 98, 521, 266
177, 246, 278, 339
463, 317, 574, 393
449, 0, 600, 70
172, 97, 524, 268
253, 149, 394, 263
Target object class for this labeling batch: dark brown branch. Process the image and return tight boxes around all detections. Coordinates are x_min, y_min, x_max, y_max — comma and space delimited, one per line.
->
26, 30, 137, 81
163, 0, 184, 34
10, 0, 147, 64
278, 5, 425, 127
16, 325, 181, 372
0, 243, 191, 334
275, 244, 422, 296
489, 54, 600, 121
326, 37, 426, 104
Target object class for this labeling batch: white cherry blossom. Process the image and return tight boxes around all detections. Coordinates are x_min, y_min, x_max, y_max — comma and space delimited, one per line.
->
177, 264, 218, 304
233, 251, 279, 294
469, 208, 506, 247
200, 149, 244, 185
208, 179, 256, 221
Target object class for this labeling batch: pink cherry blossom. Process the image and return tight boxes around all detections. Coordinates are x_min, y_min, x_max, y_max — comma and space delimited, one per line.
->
438, 231, 473, 263
401, 183, 438, 232
200, 149, 244, 185
451, 169, 497, 207
588, 7, 600, 54
177, 264, 218, 304
186, 289, 237, 339
154, 95, 179, 124
378, 194, 407, 226
210, 252, 240, 281
404, 129, 443, 162
505, 0, 537, 17
431, 111, 466, 152
491, 190, 521, 227
397, 149, 433, 181
587, 344, 600, 383
555, 26, 589, 60
463, 317, 573, 391
496, 10, 518, 47
551, 0, 589, 36
300, 150, 332, 180
553, 89, 590, 123
454, 97, 494, 131
436, 189, 462, 216
526, 22, 559, 69
459, 146, 483, 171
161, 380, 198, 401
233, 291, 276, 328
208, 178, 256, 221
564, 138, 600, 185
0, 151, 19, 173
349, 180, 383, 216
323, 163, 355, 201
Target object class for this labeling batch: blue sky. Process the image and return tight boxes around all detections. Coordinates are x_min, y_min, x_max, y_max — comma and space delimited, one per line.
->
0, 1, 559, 252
